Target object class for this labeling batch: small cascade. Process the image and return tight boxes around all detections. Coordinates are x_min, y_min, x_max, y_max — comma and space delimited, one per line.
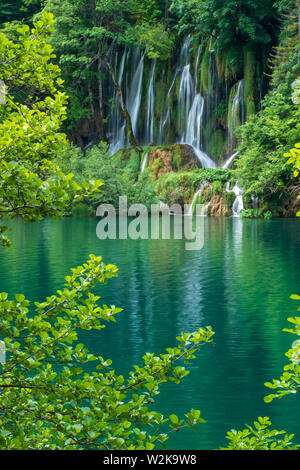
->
229, 80, 244, 151
184, 95, 204, 149
146, 60, 156, 144
189, 183, 204, 216
158, 69, 179, 144
127, 53, 144, 136
188, 182, 213, 216
177, 36, 217, 168
251, 195, 259, 210
178, 39, 194, 138
222, 151, 239, 169
179, 65, 196, 138
141, 151, 148, 173
204, 201, 211, 216
192, 147, 217, 168
232, 184, 244, 217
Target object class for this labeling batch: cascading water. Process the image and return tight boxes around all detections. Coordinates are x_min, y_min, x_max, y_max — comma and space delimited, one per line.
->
141, 151, 148, 173
109, 49, 127, 154
127, 52, 144, 137
106, 38, 249, 216
158, 69, 179, 144
229, 80, 245, 151
108, 36, 217, 168
232, 184, 244, 217
177, 36, 216, 168
189, 182, 212, 216
222, 151, 239, 169
146, 60, 156, 144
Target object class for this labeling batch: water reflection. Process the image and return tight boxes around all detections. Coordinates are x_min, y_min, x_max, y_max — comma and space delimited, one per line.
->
0, 217, 299, 449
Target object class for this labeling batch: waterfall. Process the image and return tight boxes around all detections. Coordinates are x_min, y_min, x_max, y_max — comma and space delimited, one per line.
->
229, 80, 244, 151
127, 52, 144, 137
232, 184, 244, 217
108, 38, 219, 169
189, 182, 205, 215
179, 64, 194, 136
158, 69, 179, 144
109, 49, 127, 154
141, 151, 148, 172
192, 147, 217, 168
194, 45, 202, 88
106, 39, 246, 216
146, 60, 156, 144
188, 182, 212, 216
222, 151, 239, 169
177, 36, 217, 168
183, 94, 204, 150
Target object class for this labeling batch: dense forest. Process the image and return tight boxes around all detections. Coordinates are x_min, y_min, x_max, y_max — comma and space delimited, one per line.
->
1, 0, 299, 218
0, 0, 299, 453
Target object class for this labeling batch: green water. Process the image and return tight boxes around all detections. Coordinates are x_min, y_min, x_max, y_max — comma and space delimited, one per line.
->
0, 216, 300, 450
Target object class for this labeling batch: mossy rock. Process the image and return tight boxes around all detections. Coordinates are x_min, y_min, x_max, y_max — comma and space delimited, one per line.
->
224, 191, 236, 209
200, 183, 213, 203
155, 171, 194, 204
224, 47, 243, 84
212, 180, 223, 195
148, 144, 199, 179
243, 193, 253, 210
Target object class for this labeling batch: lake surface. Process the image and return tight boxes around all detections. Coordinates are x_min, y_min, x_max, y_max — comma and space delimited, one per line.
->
0, 216, 300, 450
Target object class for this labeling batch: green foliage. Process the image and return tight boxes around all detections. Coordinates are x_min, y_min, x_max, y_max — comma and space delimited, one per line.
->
0, 255, 214, 449
155, 171, 194, 205
127, 0, 167, 25
0, 0, 41, 25
0, 13, 216, 451
223, 296, 300, 450
154, 168, 230, 206
43, 0, 173, 131
240, 209, 261, 219
0, 12, 102, 246
222, 416, 299, 450
170, 0, 278, 50
285, 142, 300, 178
192, 168, 229, 184
233, 55, 300, 206
57, 143, 159, 211
212, 180, 223, 195
135, 24, 174, 60
43, 0, 133, 129
264, 295, 300, 403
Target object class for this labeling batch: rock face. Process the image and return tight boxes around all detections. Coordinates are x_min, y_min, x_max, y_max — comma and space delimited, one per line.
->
207, 195, 227, 217
148, 148, 173, 178
147, 144, 200, 179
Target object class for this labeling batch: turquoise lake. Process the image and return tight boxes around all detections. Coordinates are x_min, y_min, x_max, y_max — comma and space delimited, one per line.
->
0, 216, 299, 450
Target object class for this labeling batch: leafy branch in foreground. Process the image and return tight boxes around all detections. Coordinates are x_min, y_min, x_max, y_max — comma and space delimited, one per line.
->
222, 295, 300, 450
264, 295, 300, 403
0, 12, 102, 247
0, 254, 214, 450
222, 416, 299, 450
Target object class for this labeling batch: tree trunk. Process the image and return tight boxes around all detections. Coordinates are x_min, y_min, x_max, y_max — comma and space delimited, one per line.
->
104, 59, 138, 149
